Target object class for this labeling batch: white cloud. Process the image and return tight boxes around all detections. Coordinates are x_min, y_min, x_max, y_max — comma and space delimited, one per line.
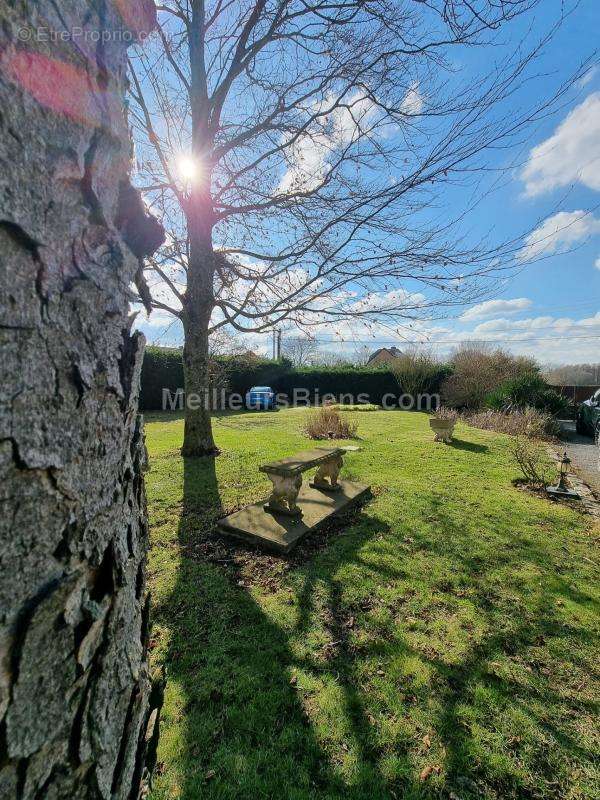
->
425, 310, 600, 363
595, 256, 600, 271
471, 315, 554, 334
278, 85, 421, 194
522, 92, 600, 196
518, 210, 600, 261
400, 83, 423, 115
460, 297, 532, 321
578, 66, 598, 89
278, 92, 380, 194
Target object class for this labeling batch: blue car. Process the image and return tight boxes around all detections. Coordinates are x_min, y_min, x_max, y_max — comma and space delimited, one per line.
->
245, 386, 276, 410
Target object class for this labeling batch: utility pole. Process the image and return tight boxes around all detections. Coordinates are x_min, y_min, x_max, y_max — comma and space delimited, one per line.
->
272, 328, 282, 360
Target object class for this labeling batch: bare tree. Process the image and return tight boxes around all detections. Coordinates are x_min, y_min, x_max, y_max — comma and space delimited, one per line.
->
544, 363, 600, 386
441, 344, 538, 408
313, 350, 354, 366
283, 335, 319, 366
128, 0, 584, 455
353, 345, 375, 367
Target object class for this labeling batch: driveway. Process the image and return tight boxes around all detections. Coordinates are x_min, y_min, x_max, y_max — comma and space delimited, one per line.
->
559, 419, 600, 497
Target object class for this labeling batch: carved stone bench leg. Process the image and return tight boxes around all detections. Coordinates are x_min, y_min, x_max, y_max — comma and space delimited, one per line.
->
264, 472, 303, 516
311, 453, 343, 492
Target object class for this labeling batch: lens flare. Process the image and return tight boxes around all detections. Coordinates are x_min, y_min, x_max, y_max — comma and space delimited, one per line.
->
176, 155, 199, 183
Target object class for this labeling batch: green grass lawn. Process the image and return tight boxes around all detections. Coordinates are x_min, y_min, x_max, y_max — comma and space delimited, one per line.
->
145, 409, 600, 800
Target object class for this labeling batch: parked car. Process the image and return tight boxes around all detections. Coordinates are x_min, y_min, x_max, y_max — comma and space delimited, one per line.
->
245, 385, 276, 410
576, 388, 600, 438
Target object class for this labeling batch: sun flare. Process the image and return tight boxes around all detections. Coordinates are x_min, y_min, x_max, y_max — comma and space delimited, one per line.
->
176, 154, 200, 183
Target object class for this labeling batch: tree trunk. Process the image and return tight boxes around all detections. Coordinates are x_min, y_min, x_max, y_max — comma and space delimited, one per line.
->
180, 1, 220, 458
181, 304, 219, 457
0, 2, 161, 799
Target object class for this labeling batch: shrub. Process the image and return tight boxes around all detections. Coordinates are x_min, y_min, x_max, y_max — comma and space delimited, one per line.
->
485, 373, 568, 416
466, 408, 560, 440
441, 345, 538, 409
509, 436, 555, 489
303, 407, 358, 440
433, 406, 459, 422
390, 350, 451, 403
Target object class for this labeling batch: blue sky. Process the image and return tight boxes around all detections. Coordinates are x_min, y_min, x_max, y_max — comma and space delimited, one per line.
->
136, 0, 600, 365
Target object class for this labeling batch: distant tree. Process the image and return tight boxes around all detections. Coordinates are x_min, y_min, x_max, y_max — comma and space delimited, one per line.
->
544, 363, 600, 386
283, 335, 319, 366
352, 345, 374, 367
312, 350, 356, 367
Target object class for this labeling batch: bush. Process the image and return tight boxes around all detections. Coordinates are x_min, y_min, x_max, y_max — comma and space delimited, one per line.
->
509, 436, 555, 489
390, 351, 451, 403
441, 345, 538, 409
485, 373, 568, 416
433, 406, 459, 422
466, 408, 560, 440
303, 407, 358, 440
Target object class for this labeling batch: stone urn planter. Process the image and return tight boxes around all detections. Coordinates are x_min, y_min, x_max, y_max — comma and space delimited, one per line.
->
429, 417, 456, 443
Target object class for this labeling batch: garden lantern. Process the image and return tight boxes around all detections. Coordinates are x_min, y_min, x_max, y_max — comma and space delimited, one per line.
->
546, 452, 580, 500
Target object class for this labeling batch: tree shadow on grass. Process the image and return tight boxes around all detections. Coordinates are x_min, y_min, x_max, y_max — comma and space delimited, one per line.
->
152, 456, 599, 800
283, 490, 599, 799
153, 458, 411, 800
403, 495, 600, 796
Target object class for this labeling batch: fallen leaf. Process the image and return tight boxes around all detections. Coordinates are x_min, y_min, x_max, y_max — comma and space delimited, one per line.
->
422, 733, 431, 749
419, 765, 441, 781
205, 770, 216, 781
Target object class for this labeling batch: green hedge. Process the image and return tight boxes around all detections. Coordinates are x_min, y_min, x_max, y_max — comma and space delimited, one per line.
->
140, 347, 185, 411
141, 347, 447, 410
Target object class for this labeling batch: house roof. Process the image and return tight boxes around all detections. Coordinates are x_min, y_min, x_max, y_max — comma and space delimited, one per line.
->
367, 346, 403, 363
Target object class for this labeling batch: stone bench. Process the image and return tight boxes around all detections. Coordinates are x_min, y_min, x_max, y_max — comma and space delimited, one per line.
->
259, 447, 345, 516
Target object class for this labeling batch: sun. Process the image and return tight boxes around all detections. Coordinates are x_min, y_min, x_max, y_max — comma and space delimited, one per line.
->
176, 154, 200, 183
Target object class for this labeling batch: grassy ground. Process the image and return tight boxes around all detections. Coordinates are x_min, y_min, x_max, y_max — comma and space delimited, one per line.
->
145, 409, 600, 800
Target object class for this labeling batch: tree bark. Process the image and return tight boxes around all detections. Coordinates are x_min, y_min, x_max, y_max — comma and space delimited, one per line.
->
178, 0, 220, 458
181, 304, 219, 457
0, 2, 161, 798
180, 222, 218, 457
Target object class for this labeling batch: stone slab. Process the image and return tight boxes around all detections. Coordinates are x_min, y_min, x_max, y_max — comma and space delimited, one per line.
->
218, 480, 371, 554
